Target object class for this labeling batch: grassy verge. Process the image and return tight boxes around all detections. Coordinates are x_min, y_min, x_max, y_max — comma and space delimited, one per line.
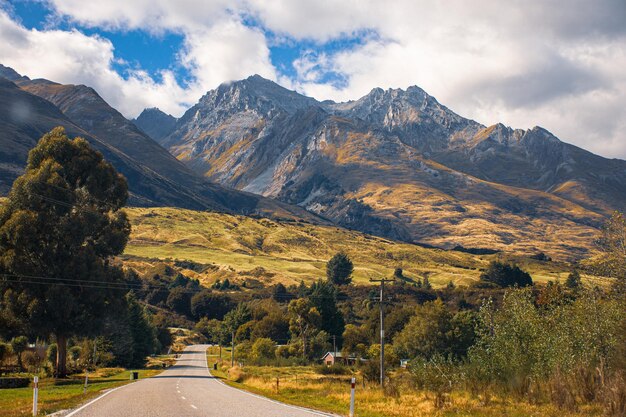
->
0, 368, 161, 417
206, 349, 603, 417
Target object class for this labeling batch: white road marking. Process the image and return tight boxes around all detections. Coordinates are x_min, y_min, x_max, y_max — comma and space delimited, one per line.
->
181, 396, 186, 400
65, 384, 133, 417
191, 405, 198, 409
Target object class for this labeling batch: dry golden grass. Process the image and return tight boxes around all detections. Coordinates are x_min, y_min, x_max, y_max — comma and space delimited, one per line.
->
124, 207, 608, 289
208, 361, 604, 417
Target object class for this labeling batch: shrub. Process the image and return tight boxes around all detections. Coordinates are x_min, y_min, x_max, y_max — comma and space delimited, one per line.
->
0, 342, 10, 364
480, 261, 532, 287
251, 338, 275, 363
22, 351, 43, 372
46, 344, 57, 366
314, 364, 350, 375
0, 377, 29, 388
227, 366, 247, 383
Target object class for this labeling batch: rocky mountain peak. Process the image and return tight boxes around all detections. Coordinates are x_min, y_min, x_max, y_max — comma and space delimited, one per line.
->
0, 64, 29, 83
132, 107, 177, 144
197, 74, 317, 115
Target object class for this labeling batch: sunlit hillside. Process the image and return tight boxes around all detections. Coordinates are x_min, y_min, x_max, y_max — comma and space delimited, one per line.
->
123, 206, 607, 288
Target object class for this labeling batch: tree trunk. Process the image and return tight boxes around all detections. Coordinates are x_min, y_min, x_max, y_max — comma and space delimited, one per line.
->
16, 352, 23, 371
56, 334, 68, 378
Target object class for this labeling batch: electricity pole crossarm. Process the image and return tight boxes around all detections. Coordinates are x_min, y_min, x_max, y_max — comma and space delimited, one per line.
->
369, 277, 395, 388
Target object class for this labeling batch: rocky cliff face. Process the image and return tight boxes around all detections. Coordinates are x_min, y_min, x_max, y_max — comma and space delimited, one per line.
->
161, 75, 626, 258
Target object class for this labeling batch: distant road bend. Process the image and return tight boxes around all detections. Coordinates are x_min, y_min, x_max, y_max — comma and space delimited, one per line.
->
66, 344, 335, 417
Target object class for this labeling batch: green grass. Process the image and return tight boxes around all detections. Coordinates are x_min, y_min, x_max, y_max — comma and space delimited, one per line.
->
0, 368, 160, 417
124, 207, 608, 288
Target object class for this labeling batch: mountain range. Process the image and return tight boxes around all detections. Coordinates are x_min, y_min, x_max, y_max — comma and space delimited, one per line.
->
2, 65, 625, 260
0, 65, 322, 223
136, 75, 625, 259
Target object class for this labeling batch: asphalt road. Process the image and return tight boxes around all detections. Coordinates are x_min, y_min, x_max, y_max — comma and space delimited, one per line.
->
66, 344, 335, 417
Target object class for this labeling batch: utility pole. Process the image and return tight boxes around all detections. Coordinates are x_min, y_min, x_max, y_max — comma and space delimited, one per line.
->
332, 335, 337, 360
231, 331, 235, 367
370, 277, 394, 388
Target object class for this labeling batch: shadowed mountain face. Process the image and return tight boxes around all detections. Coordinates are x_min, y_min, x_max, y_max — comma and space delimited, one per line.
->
132, 108, 177, 144
159, 75, 626, 259
0, 66, 325, 223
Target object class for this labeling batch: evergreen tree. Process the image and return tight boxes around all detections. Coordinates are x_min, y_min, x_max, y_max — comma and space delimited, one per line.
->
0, 128, 130, 377
326, 252, 353, 285
565, 270, 582, 290
308, 280, 345, 346
125, 292, 156, 368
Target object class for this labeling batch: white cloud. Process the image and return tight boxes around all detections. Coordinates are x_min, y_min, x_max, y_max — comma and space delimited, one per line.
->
0, 5, 276, 118
268, 0, 626, 158
1, 0, 625, 158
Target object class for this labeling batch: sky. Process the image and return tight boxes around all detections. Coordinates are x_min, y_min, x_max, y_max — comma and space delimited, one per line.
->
1, 0, 625, 159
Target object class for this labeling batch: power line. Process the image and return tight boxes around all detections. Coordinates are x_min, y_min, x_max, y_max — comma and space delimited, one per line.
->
0, 273, 354, 300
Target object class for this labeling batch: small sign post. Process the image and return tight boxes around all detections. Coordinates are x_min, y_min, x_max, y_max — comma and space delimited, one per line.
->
349, 376, 356, 417
32, 376, 39, 416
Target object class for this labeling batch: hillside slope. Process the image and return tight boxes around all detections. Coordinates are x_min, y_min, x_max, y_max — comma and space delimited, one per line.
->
123, 206, 606, 288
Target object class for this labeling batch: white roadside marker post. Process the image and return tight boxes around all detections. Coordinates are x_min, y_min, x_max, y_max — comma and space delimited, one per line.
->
349, 376, 356, 417
32, 376, 39, 416
83, 370, 89, 394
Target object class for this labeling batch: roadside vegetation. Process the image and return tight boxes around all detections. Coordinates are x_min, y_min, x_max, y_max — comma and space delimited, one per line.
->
1, 129, 624, 417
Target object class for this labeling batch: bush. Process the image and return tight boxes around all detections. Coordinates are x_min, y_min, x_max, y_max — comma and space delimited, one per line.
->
469, 289, 624, 397
251, 338, 276, 363
46, 344, 57, 366
411, 355, 464, 408
314, 364, 350, 375
0, 377, 29, 388
22, 351, 43, 372
227, 366, 247, 383
480, 261, 532, 287
0, 342, 10, 364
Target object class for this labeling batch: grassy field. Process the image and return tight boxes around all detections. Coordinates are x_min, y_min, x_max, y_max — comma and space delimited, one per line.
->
206, 349, 603, 417
0, 368, 161, 417
124, 207, 606, 288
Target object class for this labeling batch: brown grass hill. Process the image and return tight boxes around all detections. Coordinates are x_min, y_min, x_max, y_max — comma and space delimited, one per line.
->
0, 65, 324, 222
160, 76, 617, 259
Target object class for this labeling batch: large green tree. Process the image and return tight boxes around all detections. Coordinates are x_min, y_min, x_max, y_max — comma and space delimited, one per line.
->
288, 298, 321, 358
326, 252, 353, 286
308, 280, 345, 346
0, 127, 130, 377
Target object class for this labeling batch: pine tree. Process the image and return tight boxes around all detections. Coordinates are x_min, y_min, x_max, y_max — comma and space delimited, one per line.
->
326, 252, 354, 285
565, 270, 582, 290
